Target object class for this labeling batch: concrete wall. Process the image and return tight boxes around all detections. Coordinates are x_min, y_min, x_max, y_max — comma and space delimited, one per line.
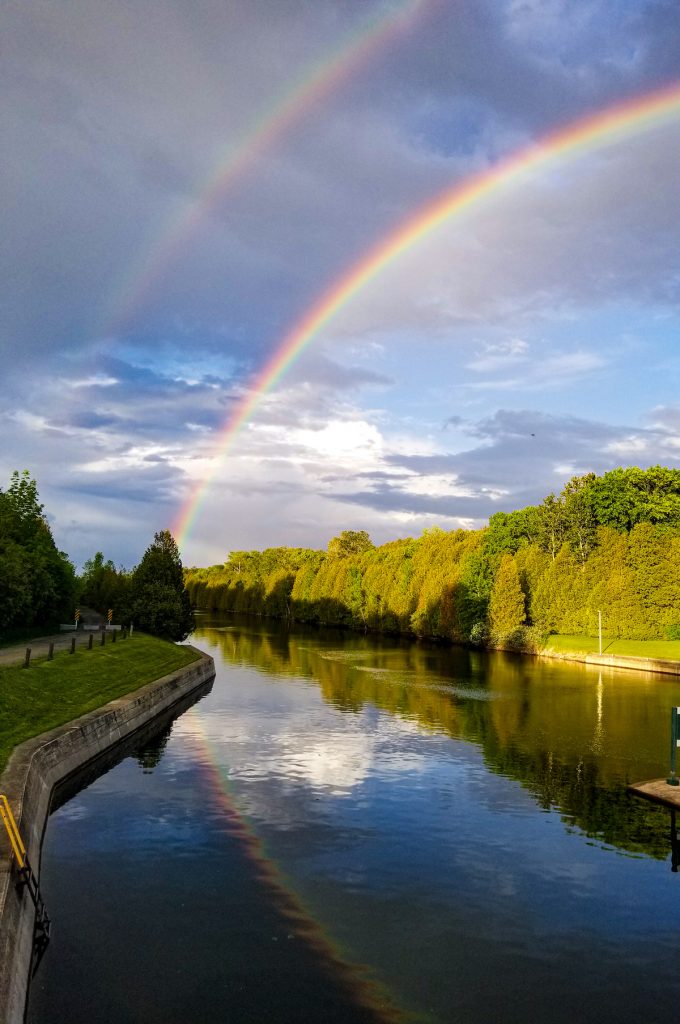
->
539, 647, 680, 677
0, 648, 215, 1024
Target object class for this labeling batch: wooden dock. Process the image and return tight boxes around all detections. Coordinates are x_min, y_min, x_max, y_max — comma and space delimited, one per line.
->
628, 779, 680, 808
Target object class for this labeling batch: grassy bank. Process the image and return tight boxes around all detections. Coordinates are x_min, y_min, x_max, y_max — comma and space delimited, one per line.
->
545, 634, 680, 660
0, 633, 200, 774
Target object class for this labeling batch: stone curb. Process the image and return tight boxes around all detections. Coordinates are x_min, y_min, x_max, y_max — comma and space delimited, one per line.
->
538, 648, 680, 677
0, 647, 215, 1024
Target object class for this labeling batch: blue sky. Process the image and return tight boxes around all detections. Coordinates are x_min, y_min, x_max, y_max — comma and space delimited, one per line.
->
1, 0, 679, 569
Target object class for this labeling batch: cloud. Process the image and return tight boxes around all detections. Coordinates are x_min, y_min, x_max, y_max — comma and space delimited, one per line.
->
3, 0, 680, 566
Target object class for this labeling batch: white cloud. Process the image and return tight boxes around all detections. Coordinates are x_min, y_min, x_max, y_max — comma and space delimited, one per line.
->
68, 375, 119, 389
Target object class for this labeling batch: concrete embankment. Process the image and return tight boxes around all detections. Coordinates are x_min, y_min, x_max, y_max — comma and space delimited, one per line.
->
537, 648, 680, 678
0, 647, 215, 1024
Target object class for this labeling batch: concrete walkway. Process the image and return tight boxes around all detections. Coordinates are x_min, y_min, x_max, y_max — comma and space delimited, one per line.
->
0, 631, 110, 668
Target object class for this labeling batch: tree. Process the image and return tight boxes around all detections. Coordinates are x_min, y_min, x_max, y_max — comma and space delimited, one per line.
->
536, 493, 566, 561
489, 554, 526, 634
588, 466, 680, 531
129, 530, 193, 641
80, 551, 130, 619
561, 473, 597, 565
327, 530, 373, 559
0, 471, 76, 630
485, 507, 541, 557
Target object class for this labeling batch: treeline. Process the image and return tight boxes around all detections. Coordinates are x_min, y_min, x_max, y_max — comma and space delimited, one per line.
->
185, 466, 680, 648
78, 532, 193, 641
0, 472, 192, 642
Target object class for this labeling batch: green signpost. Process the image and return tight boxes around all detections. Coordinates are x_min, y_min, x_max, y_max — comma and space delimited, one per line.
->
668, 707, 680, 786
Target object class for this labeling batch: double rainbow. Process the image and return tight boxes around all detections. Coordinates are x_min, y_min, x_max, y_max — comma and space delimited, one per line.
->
105, 0, 428, 333
172, 80, 680, 548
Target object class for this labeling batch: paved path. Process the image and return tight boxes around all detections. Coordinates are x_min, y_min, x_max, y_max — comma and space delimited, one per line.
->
0, 630, 109, 667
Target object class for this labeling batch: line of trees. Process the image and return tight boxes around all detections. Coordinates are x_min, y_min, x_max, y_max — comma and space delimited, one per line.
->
79, 531, 193, 641
0, 472, 193, 642
185, 466, 680, 649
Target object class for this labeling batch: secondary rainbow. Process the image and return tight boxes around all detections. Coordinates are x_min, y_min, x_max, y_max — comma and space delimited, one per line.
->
104, 0, 428, 334
173, 79, 680, 548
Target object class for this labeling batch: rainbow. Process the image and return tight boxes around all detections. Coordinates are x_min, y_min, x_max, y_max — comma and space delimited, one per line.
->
104, 0, 428, 333
173, 79, 680, 548
180, 707, 404, 1022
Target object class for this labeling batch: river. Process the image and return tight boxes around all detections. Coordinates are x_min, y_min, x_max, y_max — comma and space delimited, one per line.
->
26, 613, 680, 1023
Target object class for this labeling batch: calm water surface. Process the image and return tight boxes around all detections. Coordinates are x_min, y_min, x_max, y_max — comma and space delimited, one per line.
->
27, 615, 680, 1023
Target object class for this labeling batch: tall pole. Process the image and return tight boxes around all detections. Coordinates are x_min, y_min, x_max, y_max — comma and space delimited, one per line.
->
668, 707, 680, 786
598, 609, 602, 656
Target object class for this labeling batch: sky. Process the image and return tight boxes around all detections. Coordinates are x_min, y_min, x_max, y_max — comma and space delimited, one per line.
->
2, 0, 679, 570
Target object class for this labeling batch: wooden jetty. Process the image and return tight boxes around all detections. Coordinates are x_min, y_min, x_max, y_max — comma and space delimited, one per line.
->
628, 779, 680, 809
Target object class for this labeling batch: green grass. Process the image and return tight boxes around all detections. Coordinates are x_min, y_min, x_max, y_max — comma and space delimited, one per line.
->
545, 634, 680, 660
0, 633, 200, 774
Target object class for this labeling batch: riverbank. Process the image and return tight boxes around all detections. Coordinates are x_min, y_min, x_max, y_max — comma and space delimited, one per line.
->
536, 643, 680, 675
0, 633, 201, 773
0, 643, 215, 1024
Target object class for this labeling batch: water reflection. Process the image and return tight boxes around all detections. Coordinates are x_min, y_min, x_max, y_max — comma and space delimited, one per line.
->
134, 721, 174, 773
197, 616, 676, 859
26, 614, 680, 1024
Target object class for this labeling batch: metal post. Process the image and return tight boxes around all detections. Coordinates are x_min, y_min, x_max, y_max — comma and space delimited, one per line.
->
47, 642, 54, 661
100, 631, 105, 646
112, 630, 116, 643
668, 707, 680, 786
70, 637, 76, 655
598, 610, 602, 656
88, 634, 93, 650
23, 648, 31, 669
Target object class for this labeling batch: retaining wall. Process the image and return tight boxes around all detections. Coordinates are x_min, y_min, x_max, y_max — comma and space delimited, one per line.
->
539, 648, 680, 677
0, 648, 215, 1024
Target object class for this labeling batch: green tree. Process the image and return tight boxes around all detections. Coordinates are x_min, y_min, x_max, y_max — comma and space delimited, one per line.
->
80, 551, 131, 621
0, 471, 76, 630
327, 530, 373, 559
588, 466, 680, 531
130, 530, 193, 641
536, 493, 566, 560
561, 473, 597, 565
489, 554, 526, 634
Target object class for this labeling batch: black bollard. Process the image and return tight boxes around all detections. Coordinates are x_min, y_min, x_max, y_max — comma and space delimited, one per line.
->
88, 634, 93, 650
70, 637, 76, 655
112, 630, 116, 644
101, 630, 106, 646
23, 648, 31, 669
48, 642, 54, 661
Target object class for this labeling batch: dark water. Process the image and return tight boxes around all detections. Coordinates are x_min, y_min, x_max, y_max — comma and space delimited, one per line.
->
26, 615, 680, 1023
